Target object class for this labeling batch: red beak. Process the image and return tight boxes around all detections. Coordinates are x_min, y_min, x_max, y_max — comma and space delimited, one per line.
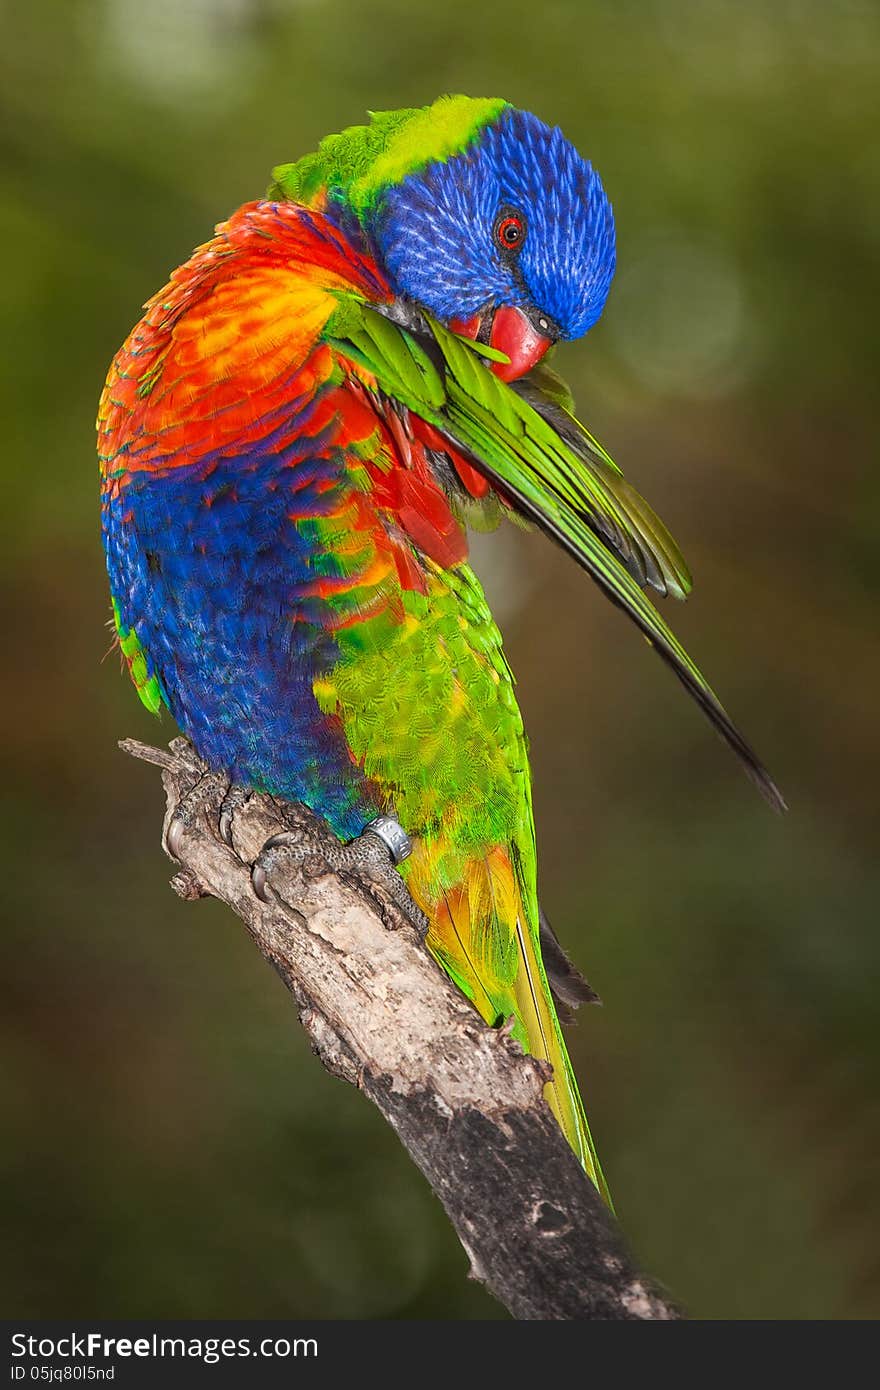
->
449, 305, 554, 383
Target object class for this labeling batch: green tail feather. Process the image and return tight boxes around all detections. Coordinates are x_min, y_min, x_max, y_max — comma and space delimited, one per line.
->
511, 913, 612, 1206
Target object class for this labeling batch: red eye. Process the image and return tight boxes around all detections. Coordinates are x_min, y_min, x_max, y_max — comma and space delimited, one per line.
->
495, 212, 525, 252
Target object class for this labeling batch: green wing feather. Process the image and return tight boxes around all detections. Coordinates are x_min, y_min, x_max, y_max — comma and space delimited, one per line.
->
326, 302, 786, 814
513, 361, 693, 598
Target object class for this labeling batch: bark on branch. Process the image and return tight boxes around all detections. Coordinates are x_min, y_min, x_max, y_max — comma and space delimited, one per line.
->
121, 735, 680, 1321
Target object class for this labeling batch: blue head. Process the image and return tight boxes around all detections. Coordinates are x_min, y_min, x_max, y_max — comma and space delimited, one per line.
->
371, 105, 616, 348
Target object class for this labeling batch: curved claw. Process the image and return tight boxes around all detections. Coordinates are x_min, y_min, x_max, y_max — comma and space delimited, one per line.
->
251, 861, 271, 903
251, 833, 298, 903
218, 784, 252, 848
166, 816, 185, 860
219, 808, 235, 847
260, 833, 298, 855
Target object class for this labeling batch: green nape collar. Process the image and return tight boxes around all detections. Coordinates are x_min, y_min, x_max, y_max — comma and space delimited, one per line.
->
269, 95, 508, 215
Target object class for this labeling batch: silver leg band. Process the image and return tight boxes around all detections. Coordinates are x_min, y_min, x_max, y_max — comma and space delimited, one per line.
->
364, 815, 413, 864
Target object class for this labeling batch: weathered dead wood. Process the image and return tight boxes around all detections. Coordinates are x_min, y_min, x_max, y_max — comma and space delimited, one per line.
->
121, 735, 680, 1321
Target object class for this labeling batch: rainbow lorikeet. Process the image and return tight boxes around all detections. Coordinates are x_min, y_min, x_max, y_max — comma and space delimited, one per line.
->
98, 96, 783, 1203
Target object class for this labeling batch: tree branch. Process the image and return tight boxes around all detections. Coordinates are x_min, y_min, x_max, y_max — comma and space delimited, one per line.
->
121, 736, 680, 1321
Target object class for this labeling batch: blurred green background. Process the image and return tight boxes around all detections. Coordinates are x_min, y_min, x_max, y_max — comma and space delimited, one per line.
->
2, 0, 878, 1320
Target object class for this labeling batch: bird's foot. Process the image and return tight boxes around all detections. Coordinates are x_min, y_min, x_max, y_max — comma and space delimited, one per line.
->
165, 769, 232, 860
251, 815, 429, 939
336, 817, 430, 938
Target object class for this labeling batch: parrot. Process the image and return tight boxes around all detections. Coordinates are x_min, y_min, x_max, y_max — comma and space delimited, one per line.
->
97, 95, 784, 1204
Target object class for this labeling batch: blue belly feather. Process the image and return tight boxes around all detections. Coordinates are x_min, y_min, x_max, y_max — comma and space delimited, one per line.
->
103, 445, 382, 841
